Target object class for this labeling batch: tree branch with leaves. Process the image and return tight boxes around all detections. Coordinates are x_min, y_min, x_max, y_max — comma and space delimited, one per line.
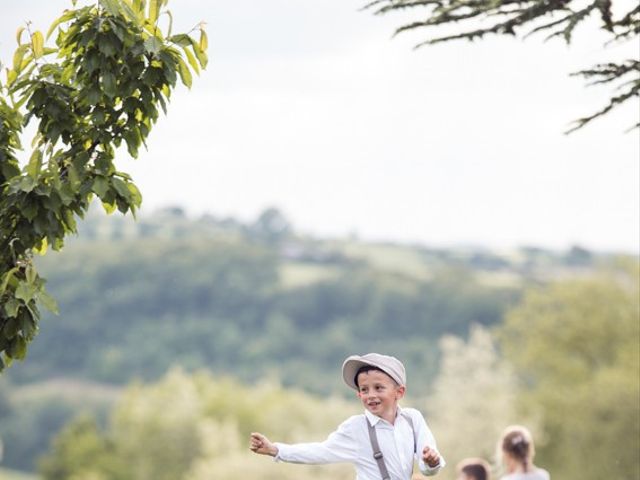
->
0, 0, 207, 371
363, 0, 639, 132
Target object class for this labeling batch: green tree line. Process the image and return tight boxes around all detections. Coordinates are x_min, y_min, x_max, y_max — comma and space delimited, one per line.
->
1, 209, 632, 474
6, 210, 528, 390
28, 259, 640, 480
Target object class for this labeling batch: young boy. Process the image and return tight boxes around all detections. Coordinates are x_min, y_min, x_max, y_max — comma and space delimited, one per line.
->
250, 353, 445, 479
456, 458, 491, 480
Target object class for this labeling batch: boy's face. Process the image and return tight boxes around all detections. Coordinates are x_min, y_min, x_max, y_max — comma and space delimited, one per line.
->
356, 369, 405, 421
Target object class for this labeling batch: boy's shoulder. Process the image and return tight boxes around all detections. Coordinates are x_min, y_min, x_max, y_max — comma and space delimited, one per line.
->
334, 413, 370, 436
340, 413, 367, 427
400, 406, 426, 421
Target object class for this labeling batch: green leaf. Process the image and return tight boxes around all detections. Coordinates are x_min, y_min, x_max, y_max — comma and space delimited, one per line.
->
176, 57, 192, 88
15, 282, 36, 303
16, 26, 26, 45
92, 176, 109, 197
102, 200, 117, 214
21, 199, 39, 222
85, 50, 100, 74
27, 149, 43, 178
149, 0, 160, 25
102, 71, 117, 98
3, 319, 19, 340
168, 34, 191, 47
26, 265, 37, 284
6, 68, 18, 87
58, 183, 75, 205
199, 29, 208, 52
62, 207, 77, 232
98, 37, 118, 57
132, 0, 146, 15
3, 299, 20, 318
112, 177, 131, 199
127, 182, 143, 206
7, 335, 27, 360
31, 31, 45, 59
18, 175, 37, 193
117, 1, 139, 23
38, 289, 59, 314
99, 0, 121, 17
181, 45, 200, 75
190, 39, 208, 69
67, 164, 81, 189
1, 161, 21, 181
46, 9, 76, 39
33, 237, 49, 255
116, 196, 129, 213
13, 45, 28, 73
51, 237, 65, 251
86, 85, 102, 105
95, 155, 115, 175
22, 311, 39, 339
127, 124, 144, 152
144, 36, 162, 55
0, 268, 19, 295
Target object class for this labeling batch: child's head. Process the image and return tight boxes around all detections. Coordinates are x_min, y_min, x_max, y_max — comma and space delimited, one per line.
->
499, 425, 535, 471
456, 458, 491, 480
342, 353, 406, 418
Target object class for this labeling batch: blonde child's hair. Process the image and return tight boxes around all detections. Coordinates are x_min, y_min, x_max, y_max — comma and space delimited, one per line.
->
499, 425, 535, 472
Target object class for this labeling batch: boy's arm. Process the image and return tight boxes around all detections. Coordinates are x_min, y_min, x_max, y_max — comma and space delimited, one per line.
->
268, 417, 358, 465
410, 409, 445, 476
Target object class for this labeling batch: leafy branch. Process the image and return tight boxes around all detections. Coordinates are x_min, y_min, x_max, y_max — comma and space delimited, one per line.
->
0, 0, 208, 370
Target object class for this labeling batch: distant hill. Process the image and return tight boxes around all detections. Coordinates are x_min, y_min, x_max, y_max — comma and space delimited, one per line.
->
10, 205, 605, 390
0, 206, 622, 472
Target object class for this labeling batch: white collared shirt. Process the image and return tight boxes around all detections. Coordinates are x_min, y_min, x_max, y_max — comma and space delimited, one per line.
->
274, 406, 445, 479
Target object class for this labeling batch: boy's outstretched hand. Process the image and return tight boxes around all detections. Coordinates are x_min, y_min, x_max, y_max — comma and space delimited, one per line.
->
250, 432, 279, 457
422, 446, 441, 468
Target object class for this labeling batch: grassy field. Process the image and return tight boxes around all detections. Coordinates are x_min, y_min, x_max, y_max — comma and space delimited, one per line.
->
278, 262, 341, 288
338, 241, 432, 280
0, 468, 39, 480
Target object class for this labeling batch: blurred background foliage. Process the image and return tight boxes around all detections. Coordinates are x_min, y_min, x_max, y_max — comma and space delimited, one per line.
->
0, 207, 637, 479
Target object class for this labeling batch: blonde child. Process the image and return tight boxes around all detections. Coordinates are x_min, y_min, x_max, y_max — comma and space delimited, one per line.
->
249, 353, 445, 479
498, 425, 549, 480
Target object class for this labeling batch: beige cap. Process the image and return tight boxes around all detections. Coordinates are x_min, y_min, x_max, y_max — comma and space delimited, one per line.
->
342, 353, 406, 390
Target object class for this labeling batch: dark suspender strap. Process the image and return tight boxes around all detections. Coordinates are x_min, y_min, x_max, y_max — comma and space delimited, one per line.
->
400, 412, 417, 454
366, 417, 391, 480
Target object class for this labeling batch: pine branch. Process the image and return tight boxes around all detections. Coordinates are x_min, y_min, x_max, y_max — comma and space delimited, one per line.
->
566, 60, 640, 133
362, 0, 639, 131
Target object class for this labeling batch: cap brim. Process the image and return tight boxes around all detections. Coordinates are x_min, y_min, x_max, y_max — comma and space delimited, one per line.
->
342, 356, 371, 390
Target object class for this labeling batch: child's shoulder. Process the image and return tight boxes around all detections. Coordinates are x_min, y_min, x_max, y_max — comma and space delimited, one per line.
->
501, 469, 550, 480
338, 413, 368, 429
400, 406, 427, 421
401, 406, 423, 415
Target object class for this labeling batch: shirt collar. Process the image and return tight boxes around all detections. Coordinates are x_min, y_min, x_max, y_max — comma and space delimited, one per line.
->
364, 405, 403, 427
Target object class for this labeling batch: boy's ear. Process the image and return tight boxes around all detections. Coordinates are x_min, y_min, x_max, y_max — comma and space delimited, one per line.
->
396, 385, 406, 398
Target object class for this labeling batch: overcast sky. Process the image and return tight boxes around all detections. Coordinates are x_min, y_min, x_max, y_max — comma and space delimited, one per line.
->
1, 1, 639, 252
